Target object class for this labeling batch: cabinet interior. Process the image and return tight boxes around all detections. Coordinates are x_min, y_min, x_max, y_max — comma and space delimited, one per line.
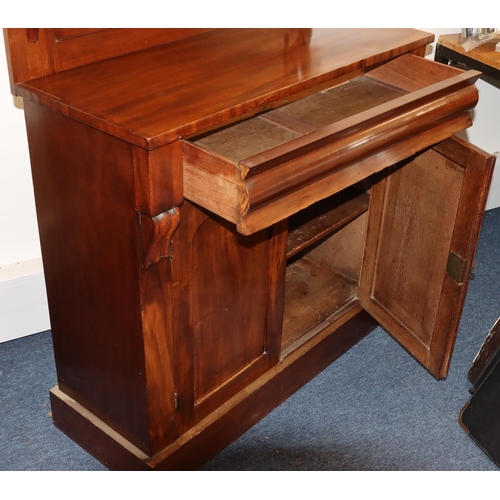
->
281, 183, 370, 356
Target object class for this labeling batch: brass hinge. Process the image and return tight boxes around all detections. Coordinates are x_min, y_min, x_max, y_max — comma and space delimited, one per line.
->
174, 391, 179, 410
446, 251, 467, 285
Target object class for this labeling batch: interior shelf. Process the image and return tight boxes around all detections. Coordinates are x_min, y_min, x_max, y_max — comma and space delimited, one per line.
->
286, 187, 369, 260
281, 256, 358, 353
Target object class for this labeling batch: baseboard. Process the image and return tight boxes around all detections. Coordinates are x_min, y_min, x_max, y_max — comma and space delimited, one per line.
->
0, 260, 50, 343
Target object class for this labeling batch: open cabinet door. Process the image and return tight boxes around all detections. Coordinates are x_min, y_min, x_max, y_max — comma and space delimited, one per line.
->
359, 136, 495, 379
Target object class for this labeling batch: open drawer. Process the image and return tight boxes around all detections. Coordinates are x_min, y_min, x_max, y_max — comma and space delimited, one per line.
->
182, 54, 480, 235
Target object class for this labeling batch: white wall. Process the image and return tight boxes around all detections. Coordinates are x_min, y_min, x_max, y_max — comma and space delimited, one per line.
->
422, 28, 500, 209
1, 28, 500, 342
0, 34, 50, 342
0, 47, 42, 267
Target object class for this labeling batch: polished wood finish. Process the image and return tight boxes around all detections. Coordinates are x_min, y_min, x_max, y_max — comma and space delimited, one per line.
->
50, 307, 377, 471
3, 28, 214, 92
5, 28, 434, 148
3, 28, 495, 470
23, 99, 184, 455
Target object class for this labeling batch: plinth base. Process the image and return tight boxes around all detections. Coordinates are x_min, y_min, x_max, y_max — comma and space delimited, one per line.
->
50, 307, 377, 470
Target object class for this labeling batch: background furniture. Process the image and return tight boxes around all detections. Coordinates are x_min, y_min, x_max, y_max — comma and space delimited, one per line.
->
460, 317, 500, 468
435, 32, 500, 81
435, 33, 500, 469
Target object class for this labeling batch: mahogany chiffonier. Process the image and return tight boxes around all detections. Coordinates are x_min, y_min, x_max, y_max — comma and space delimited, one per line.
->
3, 28, 496, 470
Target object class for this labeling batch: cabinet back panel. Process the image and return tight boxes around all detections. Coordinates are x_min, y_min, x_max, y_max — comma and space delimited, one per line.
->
305, 211, 368, 281
4, 28, 214, 87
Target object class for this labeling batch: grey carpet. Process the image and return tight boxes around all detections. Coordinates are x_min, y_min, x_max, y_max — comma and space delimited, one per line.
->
2, 208, 500, 471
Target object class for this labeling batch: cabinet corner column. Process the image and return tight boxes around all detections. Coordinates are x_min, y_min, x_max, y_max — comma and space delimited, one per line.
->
134, 142, 184, 455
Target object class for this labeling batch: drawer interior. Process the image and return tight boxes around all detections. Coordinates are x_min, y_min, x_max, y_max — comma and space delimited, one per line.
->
192, 75, 407, 161
190, 53, 465, 164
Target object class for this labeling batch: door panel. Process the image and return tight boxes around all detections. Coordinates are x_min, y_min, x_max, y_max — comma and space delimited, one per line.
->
171, 200, 286, 433
359, 136, 495, 379
191, 215, 272, 403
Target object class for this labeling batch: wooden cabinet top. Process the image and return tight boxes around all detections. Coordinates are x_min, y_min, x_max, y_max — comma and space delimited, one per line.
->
4, 28, 434, 149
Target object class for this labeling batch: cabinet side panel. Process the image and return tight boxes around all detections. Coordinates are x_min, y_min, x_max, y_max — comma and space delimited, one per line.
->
23, 101, 151, 452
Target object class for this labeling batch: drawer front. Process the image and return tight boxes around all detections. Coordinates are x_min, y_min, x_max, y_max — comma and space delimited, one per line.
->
183, 54, 480, 235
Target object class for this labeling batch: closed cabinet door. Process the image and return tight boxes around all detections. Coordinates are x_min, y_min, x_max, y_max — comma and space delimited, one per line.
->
171, 200, 287, 433
359, 136, 495, 379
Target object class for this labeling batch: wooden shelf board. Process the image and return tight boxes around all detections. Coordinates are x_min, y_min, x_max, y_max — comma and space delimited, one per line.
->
286, 189, 369, 260
281, 256, 358, 352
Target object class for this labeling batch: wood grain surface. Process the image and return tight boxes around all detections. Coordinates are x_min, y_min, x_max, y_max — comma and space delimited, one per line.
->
6, 28, 434, 149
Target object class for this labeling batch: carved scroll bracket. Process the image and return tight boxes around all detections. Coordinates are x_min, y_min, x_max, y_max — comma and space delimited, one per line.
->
139, 207, 181, 269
